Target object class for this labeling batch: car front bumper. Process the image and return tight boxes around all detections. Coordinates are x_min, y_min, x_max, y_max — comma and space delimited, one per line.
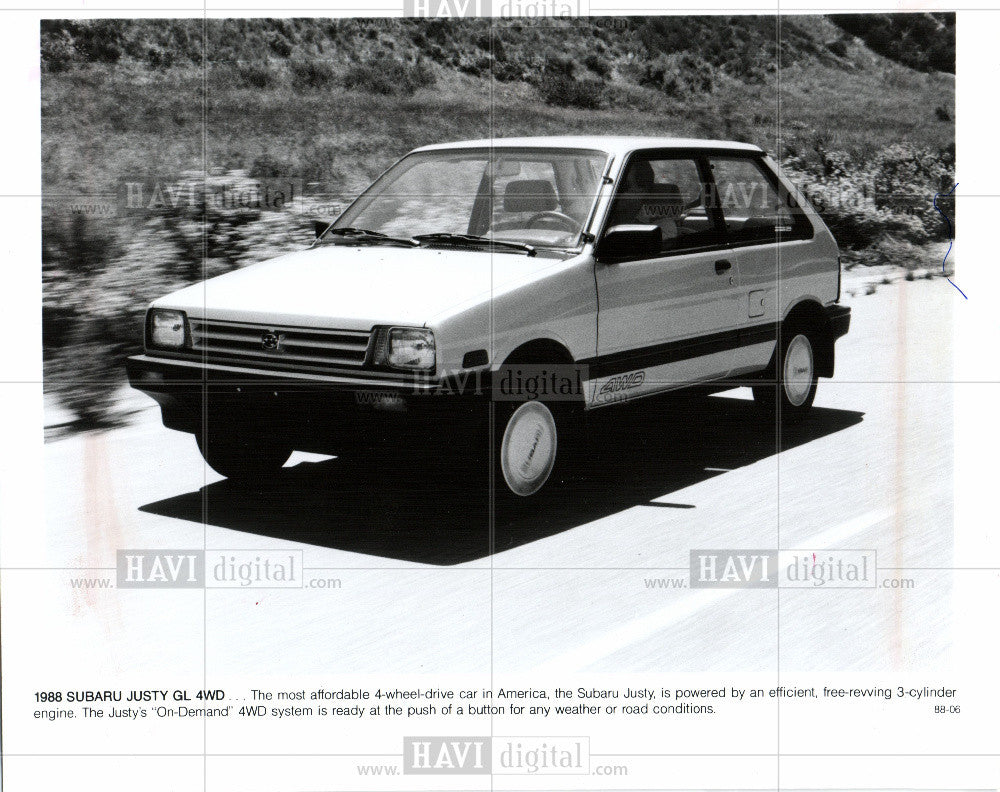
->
126, 354, 489, 451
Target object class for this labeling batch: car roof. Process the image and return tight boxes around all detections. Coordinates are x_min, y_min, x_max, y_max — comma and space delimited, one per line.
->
412, 136, 764, 156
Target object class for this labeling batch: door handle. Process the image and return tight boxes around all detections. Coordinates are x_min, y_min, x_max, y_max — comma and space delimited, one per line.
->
715, 259, 733, 274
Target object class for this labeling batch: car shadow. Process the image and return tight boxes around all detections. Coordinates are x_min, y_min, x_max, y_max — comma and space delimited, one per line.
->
139, 393, 864, 565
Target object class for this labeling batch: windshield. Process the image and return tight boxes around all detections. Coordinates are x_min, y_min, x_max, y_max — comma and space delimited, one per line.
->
332, 147, 609, 249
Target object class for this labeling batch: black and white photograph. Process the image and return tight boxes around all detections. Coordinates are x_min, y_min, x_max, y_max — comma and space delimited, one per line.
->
37, 10, 956, 668
2, 4, 994, 791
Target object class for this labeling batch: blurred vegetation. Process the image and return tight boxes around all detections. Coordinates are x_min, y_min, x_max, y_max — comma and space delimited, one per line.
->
829, 13, 954, 74
41, 15, 954, 427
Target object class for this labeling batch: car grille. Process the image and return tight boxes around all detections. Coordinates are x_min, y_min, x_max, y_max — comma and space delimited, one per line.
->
187, 319, 372, 371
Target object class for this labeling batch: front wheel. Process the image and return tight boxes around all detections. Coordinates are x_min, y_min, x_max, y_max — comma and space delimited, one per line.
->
497, 401, 560, 497
752, 329, 818, 421
495, 399, 586, 500
195, 426, 292, 481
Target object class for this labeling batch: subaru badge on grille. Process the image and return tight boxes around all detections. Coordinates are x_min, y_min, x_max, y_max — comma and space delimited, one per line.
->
261, 331, 281, 351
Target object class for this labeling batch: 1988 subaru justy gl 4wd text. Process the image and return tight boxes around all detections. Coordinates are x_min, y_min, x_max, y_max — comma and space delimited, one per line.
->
127, 136, 850, 498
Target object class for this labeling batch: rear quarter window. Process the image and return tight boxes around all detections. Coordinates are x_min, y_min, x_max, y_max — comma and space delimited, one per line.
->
708, 156, 813, 244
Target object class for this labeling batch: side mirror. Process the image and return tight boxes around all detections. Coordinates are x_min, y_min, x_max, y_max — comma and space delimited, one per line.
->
313, 220, 334, 239
595, 224, 662, 262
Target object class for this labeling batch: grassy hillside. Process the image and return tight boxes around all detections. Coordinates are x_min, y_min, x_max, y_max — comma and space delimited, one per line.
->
41, 15, 955, 425
42, 16, 954, 191
829, 13, 954, 73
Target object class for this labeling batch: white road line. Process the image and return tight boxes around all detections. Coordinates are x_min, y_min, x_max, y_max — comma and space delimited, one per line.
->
531, 588, 731, 674
784, 508, 891, 552
529, 508, 893, 674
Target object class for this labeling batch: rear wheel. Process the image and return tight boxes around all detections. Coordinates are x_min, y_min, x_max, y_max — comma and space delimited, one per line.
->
196, 426, 292, 481
753, 328, 818, 421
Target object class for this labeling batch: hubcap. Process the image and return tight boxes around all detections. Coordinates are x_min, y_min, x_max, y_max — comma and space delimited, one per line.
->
500, 401, 557, 497
783, 334, 814, 407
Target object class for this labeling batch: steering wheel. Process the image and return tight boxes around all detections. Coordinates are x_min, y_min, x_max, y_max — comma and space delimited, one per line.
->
526, 210, 578, 232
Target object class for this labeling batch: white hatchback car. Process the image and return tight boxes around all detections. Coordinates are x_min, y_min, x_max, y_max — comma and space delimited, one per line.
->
128, 136, 850, 498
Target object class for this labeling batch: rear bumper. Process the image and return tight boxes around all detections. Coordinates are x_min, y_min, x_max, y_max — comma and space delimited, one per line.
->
825, 303, 851, 340
814, 303, 851, 378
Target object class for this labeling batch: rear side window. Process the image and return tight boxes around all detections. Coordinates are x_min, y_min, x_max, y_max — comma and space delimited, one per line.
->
707, 156, 813, 244
605, 155, 724, 254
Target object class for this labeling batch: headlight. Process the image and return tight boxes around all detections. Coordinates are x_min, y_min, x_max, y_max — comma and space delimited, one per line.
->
147, 309, 187, 350
386, 328, 435, 371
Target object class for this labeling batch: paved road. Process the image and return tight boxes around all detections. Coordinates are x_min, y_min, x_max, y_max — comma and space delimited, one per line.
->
15, 278, 954, 677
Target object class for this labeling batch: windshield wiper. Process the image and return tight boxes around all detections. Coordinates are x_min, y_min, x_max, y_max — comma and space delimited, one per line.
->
316, 226, 419, 247
411, 233, 536, 257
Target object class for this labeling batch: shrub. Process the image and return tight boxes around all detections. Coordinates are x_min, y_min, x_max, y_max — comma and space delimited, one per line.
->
817, 148, 852, 177
340, 55, 435, 96
266, 31, 294, 58
40, 28, 76, 73
145, 43, 176, 70
786, 141, 955, 248
66, 20, 127, 64
290, 58, 336, 90
583, 53, 611, 78
423, 19, 451, 45
543, 55, 576, 79
827, 38, 849, 58
636, 53, 714, 97
879, 210, 931, 245
635, 16, 777, 84
457, 54, 492, 78
872, 143, 953, 238
46, 320, 128, 427
154, 171, 266, 277
873, 235, 936, 272
252, 143, 342, 187
42, 213, 123, 355
829, 13, 954, 73
237, 62, 277, 89
492, 58, 525, 83
795, 175, 887, 249
42, 212, 122, 280
424, 43, 449, 65
539, 75, 605, 109
42, 212, 132, 424
248, 151, 294, 179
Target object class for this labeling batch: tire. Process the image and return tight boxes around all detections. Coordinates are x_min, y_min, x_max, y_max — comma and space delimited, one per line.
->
495, 400, 580, 499
752, 326, 818, 422
195, 426, 292, 481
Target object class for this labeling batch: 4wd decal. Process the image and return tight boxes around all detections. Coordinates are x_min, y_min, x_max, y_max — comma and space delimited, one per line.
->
599, 370, 646, 395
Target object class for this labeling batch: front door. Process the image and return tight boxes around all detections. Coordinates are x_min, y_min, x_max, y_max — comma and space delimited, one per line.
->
589, 151, 743, 406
